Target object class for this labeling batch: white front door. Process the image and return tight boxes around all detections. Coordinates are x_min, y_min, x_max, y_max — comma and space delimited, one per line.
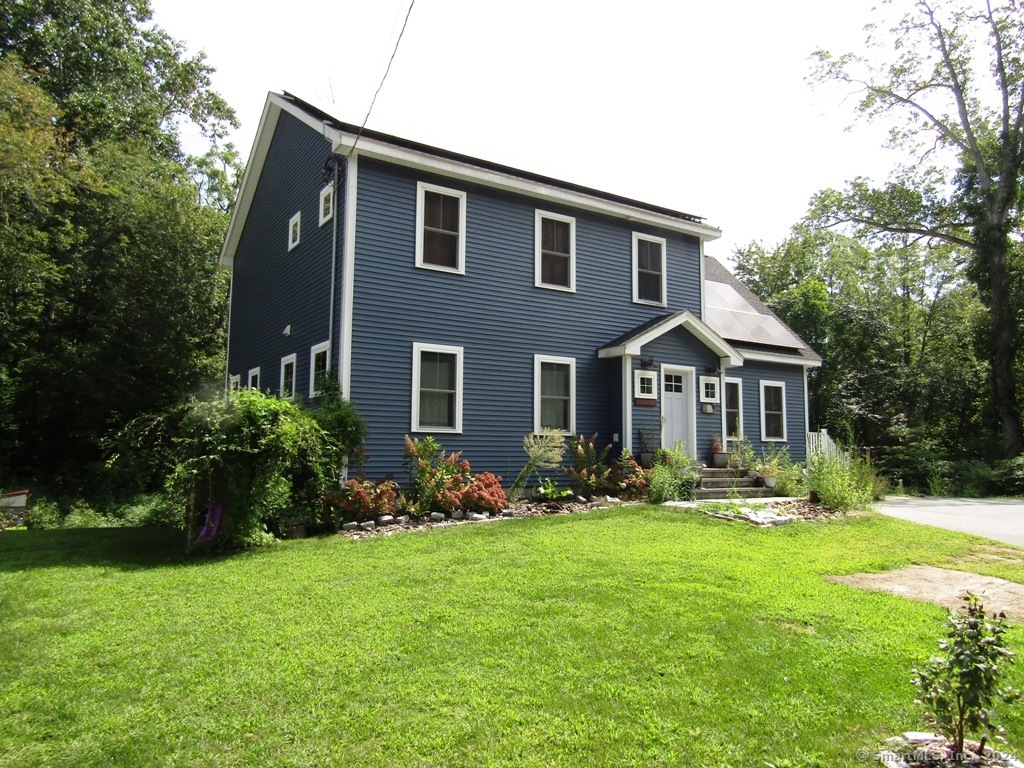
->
661, 366, 695, 456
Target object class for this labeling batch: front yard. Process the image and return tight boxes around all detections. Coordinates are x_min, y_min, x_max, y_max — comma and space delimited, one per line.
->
2, 506, 1023, 767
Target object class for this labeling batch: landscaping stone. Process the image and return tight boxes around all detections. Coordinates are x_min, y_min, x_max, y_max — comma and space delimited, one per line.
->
396, 515, 409, 525
903, 732, 939, 743
468, 513, 488, 521
450, 510, 464, 520
377, 515, 395, 526
359, 520, 375, 531
501, 508, 515, 517
429, 512, 446, 522
342, 522, 358, 532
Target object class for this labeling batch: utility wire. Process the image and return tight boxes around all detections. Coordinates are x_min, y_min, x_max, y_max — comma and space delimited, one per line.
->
347, 0, 417, 157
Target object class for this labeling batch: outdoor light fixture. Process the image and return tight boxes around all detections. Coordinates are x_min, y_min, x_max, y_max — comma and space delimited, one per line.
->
640, 357, 656, 369
282, 325, 291, 337
705, 365, 721, 374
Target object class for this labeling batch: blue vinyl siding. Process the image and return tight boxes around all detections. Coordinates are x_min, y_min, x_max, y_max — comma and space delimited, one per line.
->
227, 112, 336, 399
733, 361, 808, 462
349, 158, 703, 480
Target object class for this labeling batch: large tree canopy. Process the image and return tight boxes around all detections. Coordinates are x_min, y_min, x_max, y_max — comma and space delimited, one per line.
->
0, 3, 238, 489
810, 0, 1024, 458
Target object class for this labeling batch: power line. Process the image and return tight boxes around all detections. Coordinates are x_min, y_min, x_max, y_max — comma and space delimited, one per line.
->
347, 0, 417, 157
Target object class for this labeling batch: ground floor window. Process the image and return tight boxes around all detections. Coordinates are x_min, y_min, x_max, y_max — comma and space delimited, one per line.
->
535, 355, 575, 434
280, 354, 297, 400
309, 342, 330, 398
760, 380, 787, 441
248, 367, 260, 390
412, 343, 463, 432
725, 378, 742, 439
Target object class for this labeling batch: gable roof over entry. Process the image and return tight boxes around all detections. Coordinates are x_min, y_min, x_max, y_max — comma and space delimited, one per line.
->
598, 310, 743, 366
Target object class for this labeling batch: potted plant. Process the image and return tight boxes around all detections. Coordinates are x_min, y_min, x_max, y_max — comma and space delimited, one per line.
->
638, 429, 657, 469
710, 434, 731, 468
755, 450, 783, 490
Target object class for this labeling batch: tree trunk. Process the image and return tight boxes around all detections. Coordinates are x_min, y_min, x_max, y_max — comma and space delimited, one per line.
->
981, 227, 1024, 459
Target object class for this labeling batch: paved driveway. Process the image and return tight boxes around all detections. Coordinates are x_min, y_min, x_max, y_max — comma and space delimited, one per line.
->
876, 497, 1024, 548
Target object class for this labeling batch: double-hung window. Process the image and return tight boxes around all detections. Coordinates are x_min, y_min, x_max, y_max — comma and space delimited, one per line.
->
416, 182, 466, 273
760, 380, 787, 441
248, 367, 261, 391
534, 355, 575, 435
535, 211, 575, 291
288, 212, 301, 251
632, 233, 666, 306
319, 185, 334, 226
412, 343, 463, 432
725, 378, 742, 439
280, 354, 297, 400
309, 342, 330, 398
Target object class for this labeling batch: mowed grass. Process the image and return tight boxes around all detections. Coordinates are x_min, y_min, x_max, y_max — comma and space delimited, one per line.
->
2, 507, 1023, 768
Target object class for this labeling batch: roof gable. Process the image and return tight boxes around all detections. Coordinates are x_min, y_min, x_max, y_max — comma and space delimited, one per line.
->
598, 311, 743, 365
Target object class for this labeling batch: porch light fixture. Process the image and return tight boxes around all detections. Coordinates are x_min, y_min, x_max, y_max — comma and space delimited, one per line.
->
704, 365, 721, 374
282, 325, 291, 337
640, 357, 656, 369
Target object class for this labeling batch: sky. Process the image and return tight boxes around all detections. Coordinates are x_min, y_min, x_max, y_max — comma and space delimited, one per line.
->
150, 0, 904, 261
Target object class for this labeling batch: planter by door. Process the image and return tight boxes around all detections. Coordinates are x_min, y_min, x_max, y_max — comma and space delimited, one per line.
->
639, 452, 655, 469
712, 451, 731, 468
762, 475, 777, 490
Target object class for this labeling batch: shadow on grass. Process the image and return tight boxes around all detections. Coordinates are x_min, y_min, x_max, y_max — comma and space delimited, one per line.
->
0, 526, 220, 572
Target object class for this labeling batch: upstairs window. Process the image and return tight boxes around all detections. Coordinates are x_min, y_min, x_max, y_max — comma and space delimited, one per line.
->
280, 354, 296, 400
632, 233, 666, 306
248, 367, 261, 391
535, 211, 575, 291
760, 380, 787, 441
416, 183, 466, 273
319, 185, 334, 226
288, 212, 301, 251
309, 342, 330, 398
534, 355, 575, 435
412, 343, 463, 432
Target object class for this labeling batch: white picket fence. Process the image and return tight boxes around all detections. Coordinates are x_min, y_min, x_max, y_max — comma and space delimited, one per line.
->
805, 429, 850, 463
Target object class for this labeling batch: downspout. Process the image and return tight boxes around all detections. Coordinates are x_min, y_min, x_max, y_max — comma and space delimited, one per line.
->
223, 272, 234, 395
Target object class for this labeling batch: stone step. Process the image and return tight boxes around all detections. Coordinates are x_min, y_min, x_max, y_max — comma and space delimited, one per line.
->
694, 486, 778, 501
700, 468, 751, 479
700, 477, 759, 489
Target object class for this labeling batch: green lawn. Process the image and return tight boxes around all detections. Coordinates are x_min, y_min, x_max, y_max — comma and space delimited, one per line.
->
2, 507, 1023, 768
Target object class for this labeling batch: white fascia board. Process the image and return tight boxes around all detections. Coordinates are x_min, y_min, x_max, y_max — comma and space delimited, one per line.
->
739, 349, 823, 367
331, 133, 722, 242
598, 311, 742, 365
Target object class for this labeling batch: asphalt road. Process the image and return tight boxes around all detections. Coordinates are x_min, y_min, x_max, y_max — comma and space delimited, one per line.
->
876, 496, 1024, 548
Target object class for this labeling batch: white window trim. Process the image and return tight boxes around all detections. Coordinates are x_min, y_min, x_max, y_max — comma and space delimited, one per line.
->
533, 354, 576, 436
633, 369, 657, 400
248, 366, 261, 391
229, 374, 241, 391
288, 211, 301, 251
534, 210, 576, 292
280, 353, 297, 400
631, 232, 667, 307
415, 181, 466, 275
760, 380, 788, 442
319, 185, 334, 226
724, 376, 743, 441
309, 341, 330, 399
411, 342, 464, 433
699, 375, 720, 404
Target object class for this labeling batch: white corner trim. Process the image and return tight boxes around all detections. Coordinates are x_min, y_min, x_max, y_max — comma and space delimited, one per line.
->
340, 154, 358, 399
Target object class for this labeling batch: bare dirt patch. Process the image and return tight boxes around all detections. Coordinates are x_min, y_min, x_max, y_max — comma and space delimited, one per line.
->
829, 565, 1024, 621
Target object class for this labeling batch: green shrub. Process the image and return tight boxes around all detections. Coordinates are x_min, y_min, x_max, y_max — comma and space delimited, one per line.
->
402, 435, 473, 515
647, 444, 700, 503
23, 497, 63, 529
995, 456, 1024, 496
950, 459, 997, 497
911, 593, 1020, 757
775, 461, 808, 498
806, 453, 873, 512
509, 431, 565, 502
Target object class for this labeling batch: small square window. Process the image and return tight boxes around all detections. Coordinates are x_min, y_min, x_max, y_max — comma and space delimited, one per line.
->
288, 211, 301, 251
319, 185, 334, 226
416, 183, 466, 274
699, 375, 720, 404
535, 211, 575, 291
633, 369, 657, 400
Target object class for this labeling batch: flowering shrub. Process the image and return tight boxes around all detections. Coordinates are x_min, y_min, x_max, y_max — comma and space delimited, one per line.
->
613, 450, 649, 500
403, 435, 472, 515
326, 479, 399, 522
460, 472, 508, 513
566, 434, 614, 497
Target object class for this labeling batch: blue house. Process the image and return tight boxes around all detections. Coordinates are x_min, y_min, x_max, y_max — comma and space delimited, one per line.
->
221, 93, 821, 482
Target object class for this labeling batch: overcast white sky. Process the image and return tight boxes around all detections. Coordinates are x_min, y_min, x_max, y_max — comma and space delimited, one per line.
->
151, 0, 903, 260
